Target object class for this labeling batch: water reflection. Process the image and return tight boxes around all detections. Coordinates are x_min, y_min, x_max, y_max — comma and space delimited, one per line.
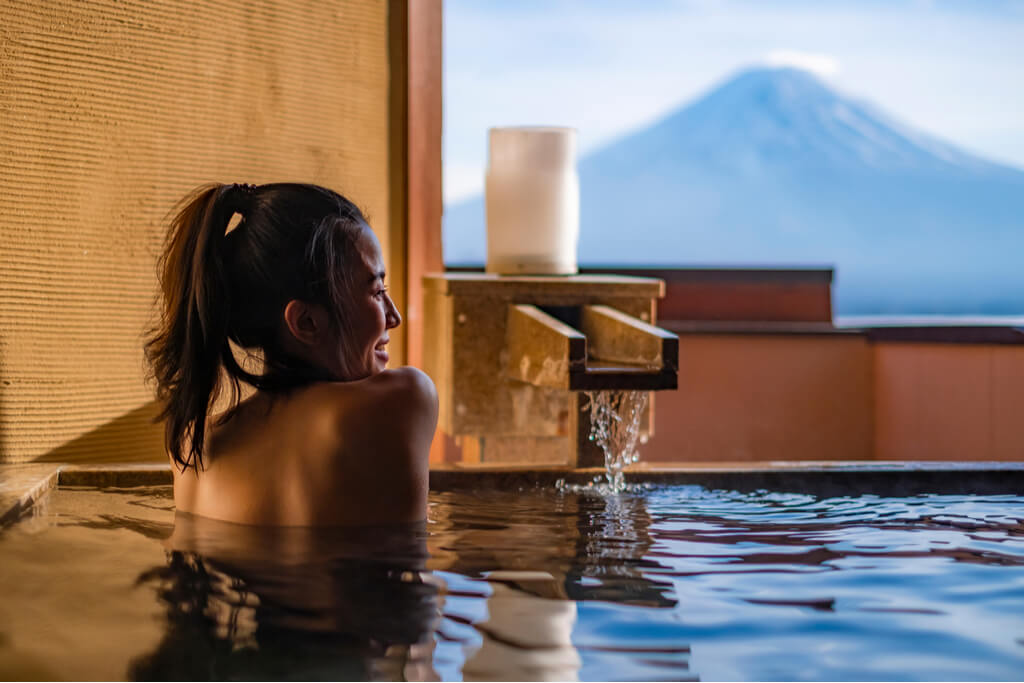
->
133, 490, 685, 681
428, 489, 682, 680
132, 513, 440, 680
428, 489, 676, 604
15, 485, 1021, 679
567, 491, 677, 607
124, 487, 1024, 680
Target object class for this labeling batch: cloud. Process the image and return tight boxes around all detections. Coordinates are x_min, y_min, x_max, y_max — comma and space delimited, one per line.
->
764, 50, 841, 78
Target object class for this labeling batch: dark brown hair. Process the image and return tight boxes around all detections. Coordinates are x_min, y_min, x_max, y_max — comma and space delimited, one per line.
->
146, 183, 367, 473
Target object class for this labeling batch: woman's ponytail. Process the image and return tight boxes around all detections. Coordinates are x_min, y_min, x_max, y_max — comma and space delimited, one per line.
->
146, 184, 248, 472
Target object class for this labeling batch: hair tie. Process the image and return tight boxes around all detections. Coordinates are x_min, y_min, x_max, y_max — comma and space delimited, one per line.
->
225, 183, 257, 215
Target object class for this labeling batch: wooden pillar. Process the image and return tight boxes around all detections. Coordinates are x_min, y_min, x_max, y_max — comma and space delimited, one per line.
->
405, 0, 444, 369
387, 0, 410, 366
390, 0, 445, 462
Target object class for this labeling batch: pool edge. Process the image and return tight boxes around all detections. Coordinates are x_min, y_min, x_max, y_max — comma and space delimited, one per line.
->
0, 464, 60, 528
4, 461, 1024, 525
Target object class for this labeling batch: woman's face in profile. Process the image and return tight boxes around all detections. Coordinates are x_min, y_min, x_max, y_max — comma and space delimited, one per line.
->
342, 228, 401, 379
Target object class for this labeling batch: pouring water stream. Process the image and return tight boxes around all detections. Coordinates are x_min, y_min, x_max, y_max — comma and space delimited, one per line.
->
559, 390, 649, 494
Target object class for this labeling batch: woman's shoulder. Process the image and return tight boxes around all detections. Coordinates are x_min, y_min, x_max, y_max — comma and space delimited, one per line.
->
345, 366, 436, 413
306, 367, 437, 436
363, 366, 437, 400
298, 366, 434, 402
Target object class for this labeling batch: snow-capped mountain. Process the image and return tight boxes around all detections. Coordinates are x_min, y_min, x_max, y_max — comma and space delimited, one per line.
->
443, 67, 1024, 314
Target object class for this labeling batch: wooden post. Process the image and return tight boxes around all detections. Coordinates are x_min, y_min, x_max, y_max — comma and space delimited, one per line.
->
390, 0, 445, 461
406, 0, 444, 371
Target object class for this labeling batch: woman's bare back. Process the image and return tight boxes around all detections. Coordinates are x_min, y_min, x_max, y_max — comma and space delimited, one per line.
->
173, 367, 437, 526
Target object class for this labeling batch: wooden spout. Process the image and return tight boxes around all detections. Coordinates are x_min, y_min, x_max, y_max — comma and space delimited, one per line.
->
579, 304, 679, 377
505, 304, 679, 392
505, 305, 586, 389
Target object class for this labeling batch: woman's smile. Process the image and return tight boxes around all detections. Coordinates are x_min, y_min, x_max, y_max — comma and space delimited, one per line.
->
374, 337, 390, 365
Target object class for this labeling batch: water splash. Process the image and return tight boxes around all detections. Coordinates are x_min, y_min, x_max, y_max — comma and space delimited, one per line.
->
558, 390, 649, 494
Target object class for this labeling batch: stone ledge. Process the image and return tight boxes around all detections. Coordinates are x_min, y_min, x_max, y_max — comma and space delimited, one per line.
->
58, 464, 173, 488
431, 461, 1024, 496
0, 464, 60, 527
4, 461, 1023, 526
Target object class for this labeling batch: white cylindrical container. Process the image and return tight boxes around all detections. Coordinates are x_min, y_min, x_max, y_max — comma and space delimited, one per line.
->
485, 127, 579, 275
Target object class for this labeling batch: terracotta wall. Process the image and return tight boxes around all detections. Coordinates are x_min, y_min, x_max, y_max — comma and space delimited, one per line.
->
873, 342, 1024, 461
0, 0, 395, 463
641, 333, 1024, 464
585, 268, 833, 323
642, 332, 874, 462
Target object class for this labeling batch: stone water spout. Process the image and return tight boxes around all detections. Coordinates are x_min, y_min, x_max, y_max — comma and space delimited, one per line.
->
423, 272, 679, 468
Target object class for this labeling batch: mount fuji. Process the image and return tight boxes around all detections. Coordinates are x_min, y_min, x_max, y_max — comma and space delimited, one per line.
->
443, 67, 1024, 314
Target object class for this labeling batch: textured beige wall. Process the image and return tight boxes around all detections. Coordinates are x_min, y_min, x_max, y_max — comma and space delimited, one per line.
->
0, 0, 393, 463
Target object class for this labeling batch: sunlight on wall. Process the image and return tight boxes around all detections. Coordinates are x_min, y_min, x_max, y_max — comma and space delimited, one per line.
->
0, 0, 392, 463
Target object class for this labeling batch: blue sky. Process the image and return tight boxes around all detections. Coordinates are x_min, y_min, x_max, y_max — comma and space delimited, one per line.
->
444, 0, 1024, 204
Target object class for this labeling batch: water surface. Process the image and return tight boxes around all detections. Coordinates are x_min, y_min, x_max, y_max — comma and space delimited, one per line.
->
1, 485, 1022, 680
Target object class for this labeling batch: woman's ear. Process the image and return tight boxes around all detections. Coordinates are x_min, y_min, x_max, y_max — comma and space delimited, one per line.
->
283, 299, 330, 347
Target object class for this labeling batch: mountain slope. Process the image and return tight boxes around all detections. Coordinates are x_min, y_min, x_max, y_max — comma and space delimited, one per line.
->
444, 67, 1024, 314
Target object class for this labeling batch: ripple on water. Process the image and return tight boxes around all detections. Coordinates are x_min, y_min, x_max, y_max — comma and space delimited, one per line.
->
1, 485, 1023, 680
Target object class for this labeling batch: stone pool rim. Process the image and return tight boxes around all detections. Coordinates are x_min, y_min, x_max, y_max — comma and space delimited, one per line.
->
3, 461, 1023, 528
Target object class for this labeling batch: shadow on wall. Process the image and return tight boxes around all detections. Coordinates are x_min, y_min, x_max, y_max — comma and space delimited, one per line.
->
35, 400, 166, 464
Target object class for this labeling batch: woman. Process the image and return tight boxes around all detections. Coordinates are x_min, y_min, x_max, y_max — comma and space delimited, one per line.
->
146, 183, 437, 526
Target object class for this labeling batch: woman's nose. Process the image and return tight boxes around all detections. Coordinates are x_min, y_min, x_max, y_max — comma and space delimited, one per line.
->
386, 294, 402, 328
